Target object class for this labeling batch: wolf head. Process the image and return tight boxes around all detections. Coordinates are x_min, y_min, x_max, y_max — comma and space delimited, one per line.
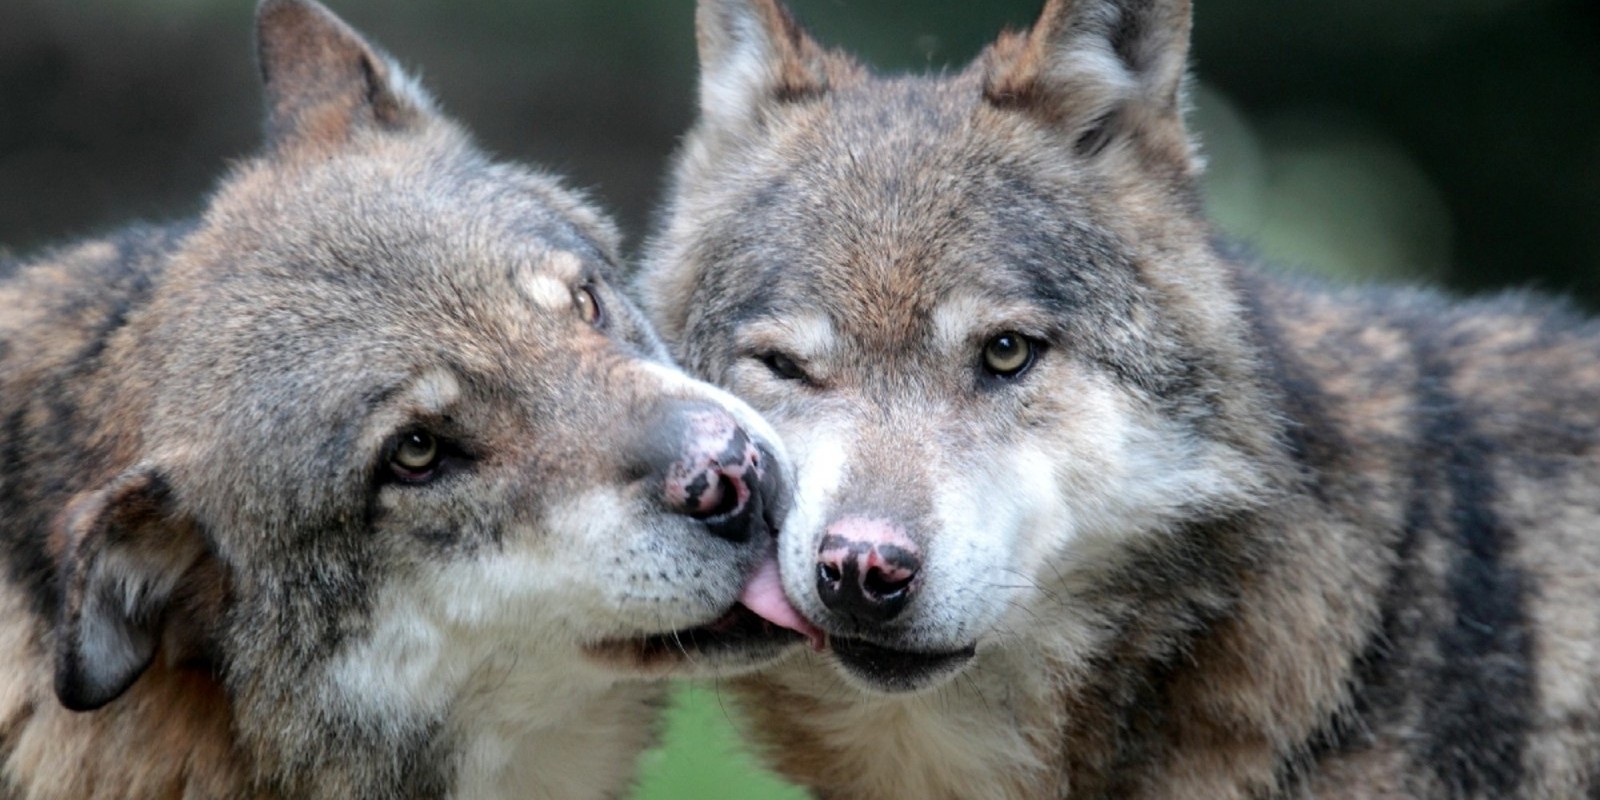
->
37, 0, 808, 792
642, 0, 1282, 694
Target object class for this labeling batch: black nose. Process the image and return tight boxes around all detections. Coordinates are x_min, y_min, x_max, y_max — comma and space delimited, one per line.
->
815, 517, 922, 624
650, 401, 783, 544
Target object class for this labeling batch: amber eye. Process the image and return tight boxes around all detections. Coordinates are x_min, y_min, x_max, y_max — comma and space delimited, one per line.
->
981, 333, 1035, 378
390, 431, 440, 482
574, 285, 603, 327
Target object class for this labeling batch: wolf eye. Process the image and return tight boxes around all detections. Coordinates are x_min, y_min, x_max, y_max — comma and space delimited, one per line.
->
759, 351, 810, 383
981, 333, 1036, 379
574, 285, 604, 327
389, 431, 441, 483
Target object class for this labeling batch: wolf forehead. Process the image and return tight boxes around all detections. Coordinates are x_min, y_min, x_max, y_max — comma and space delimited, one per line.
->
133, 162, 643, 488
681, 178, 1145, 372
204, 150, 622, 289
164, 151, 629, 364
678, 82, 1146, 323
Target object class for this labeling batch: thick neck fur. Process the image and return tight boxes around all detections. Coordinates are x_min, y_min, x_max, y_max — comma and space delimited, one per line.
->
1, 572, 660, 800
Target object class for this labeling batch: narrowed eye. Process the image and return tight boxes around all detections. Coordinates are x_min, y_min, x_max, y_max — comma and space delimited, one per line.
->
574, 285, 604, 327
758, 351, 810, 383
981, 333, 1037, 379
389, 431, 442, 483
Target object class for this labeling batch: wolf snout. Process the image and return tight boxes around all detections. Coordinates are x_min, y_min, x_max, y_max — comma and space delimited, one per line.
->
650, 400, 781, 544
816, 518, 922, 624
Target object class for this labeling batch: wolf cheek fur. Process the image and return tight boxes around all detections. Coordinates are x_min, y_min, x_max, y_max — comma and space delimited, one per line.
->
640, 0, 1600, 797
0, 1, 814, 798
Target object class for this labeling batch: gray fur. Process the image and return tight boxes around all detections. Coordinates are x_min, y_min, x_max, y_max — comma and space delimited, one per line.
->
640, 0, 1600, 797
0, 2, 795, 797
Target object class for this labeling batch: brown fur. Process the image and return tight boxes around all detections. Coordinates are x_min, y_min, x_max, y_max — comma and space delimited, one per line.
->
1, 2, 796, 797
640, 1, 1600, 797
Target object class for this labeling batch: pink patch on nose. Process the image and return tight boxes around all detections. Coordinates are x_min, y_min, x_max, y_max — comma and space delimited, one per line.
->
663, 409, 761, 518
820, 518, 921, 577
816, 516, 923, 621
825, 517, 918, 551
862, 546, 916, 585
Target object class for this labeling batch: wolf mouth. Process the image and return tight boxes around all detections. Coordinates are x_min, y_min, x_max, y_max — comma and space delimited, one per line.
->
830, 637, 977, 692
588, 603, 804, 669
587, 555, 825, 670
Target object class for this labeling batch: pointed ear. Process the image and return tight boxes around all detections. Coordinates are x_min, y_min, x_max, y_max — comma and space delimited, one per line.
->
255, 0, 434, 150
53, 466, 208, 711
696, 0, 831, 130
983, 0, 1193, 160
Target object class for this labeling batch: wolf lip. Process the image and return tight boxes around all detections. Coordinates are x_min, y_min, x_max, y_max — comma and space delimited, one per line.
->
588, 601, 803, 669
830, 637, 977, 692
645, 601, 799, 653
588, 555, 824, 668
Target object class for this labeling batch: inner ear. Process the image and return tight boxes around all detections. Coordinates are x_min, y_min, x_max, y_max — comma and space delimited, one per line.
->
255, 0, 432, 150
695, 0, 837, 129
982, 0, 1193, 158
53, 467, 209, 711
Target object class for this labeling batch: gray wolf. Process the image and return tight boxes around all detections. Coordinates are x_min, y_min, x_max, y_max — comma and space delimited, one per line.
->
0, 1, 815, 797
638, 0, 1600, 796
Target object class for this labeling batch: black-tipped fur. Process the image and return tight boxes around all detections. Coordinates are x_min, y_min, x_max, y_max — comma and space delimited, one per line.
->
641, 0, 1600, 797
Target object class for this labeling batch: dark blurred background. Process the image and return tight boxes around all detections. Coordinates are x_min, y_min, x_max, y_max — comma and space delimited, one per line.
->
2, 0, 1597, 304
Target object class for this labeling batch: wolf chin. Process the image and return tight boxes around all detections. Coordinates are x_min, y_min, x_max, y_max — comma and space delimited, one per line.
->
0, 1, 815, 798
640, 0, 1600, 797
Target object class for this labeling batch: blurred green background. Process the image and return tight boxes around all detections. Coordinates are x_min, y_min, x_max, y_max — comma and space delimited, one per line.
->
2, 0, 1595, 797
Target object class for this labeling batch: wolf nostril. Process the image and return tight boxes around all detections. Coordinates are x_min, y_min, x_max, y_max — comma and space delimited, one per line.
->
691, 468, 757, 544
862, 564, 913, 600
690, 472, 742, 521
818, 561, 843, 586
815, 523, 922, 625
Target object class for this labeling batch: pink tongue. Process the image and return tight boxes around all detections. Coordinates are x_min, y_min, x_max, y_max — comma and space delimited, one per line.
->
739, 556, 826, 651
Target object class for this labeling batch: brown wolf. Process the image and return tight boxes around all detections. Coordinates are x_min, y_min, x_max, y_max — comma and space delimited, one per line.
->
0, 1, 816, 797
638, 0, 1600, 797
